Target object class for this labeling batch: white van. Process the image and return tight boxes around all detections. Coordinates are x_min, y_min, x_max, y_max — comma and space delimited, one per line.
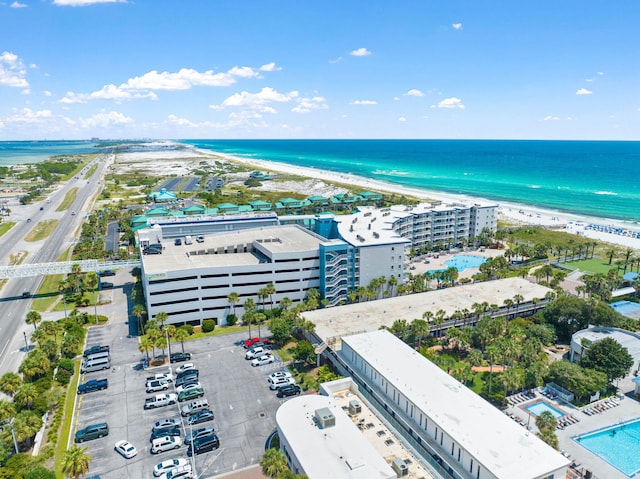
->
85, 351, 110, 362
184, 235, 193, 245
81, 357, 111, 373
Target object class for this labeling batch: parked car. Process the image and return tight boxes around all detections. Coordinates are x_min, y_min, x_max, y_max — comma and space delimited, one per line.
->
144, 394, 178, 410
251, 353, 275, 367
75, 423, 109, 443
175, 363, 195, 375
78, 378, 108, 394
196, 235, 204, 243
147, 372, 174, 383
100, 281, 114, 289
114, 440, 137, 459
181, 399, 209, 417
98, 270, 115, 277
150, 427, 181, 443
187, 434, 220, 456
144, 247, 162, 255
268, 376, 295, 390
151, 436, 182, 454
184, 426, 215, 445
174, 238, 182, 246
152, 418, 182, 432
159, 465, 193, 479
170, 352, 192, 363
243, 337, 261, 348
245, 346, 267, 360
178, 387, 205, 403
187, 409, 215, 426
175, 382, 201, 395
269, 371, 293, 381
153, 458, 190, 477
175, 371, 199, 387
146, 379, 170, 393
276, 384, 302, 398
83, 344, 109, 358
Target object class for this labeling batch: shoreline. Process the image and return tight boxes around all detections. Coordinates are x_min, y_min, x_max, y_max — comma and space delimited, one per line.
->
185, 144, 640, 250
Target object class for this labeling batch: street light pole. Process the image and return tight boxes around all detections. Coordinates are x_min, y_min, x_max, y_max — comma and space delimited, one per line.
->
23, 332, 28, 352
9, 418, 18, 454
165, 327, 171, 362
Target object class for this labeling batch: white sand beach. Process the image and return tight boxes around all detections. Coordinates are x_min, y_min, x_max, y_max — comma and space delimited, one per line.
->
113, 143, 640, 251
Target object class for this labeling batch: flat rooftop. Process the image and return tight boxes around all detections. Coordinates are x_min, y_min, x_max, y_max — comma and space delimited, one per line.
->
341, 330, 570, 479
305, 277, 553, 343
276, 394, 396, 479
141, 225, 329, 275
574, 327, 640, 363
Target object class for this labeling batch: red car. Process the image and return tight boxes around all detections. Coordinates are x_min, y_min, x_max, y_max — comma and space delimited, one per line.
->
243, 338, 261, 349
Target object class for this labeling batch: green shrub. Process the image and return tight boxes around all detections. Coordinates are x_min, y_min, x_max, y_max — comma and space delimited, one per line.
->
225, 314, 238, 326
179, 324, 194, 335
55, 368, 72, 386
25, 466, 56, 479
202, 320, 216, 333
58, 358, 74, 372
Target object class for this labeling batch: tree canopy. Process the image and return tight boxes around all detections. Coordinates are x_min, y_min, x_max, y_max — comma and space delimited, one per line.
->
580, 337, 634, 383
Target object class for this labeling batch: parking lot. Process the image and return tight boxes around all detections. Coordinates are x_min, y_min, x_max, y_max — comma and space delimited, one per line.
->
75, 327, 291, 478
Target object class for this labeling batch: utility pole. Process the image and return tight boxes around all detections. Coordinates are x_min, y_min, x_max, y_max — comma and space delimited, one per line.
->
23, 332, 28, 352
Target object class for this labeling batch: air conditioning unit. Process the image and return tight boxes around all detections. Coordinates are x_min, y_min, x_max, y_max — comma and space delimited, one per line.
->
315, 407, 335, 429
391, 458, 409, 477
348, 400, 361, 415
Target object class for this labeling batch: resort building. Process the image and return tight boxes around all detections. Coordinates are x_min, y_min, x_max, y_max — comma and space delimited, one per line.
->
147, 187, 177, 203
336, 202, 498, 252
140, 225, 353, 325
334, 330, 570, 479
570, 326, 640, 372
276, 393, 397, 479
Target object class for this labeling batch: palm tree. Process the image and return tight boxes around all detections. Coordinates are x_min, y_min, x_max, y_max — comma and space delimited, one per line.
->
258, 288, 268, 311
14, 383, 38, 409
132, 304, 147, 336
0, 372, 22, 397
174, 327, 189, 353
70, 263, 82, 294
388, 275, 398, 297
279, 297, 292, 311
502, 299, 514, 318
0, 399, 16, 422
138, 336, 153, 361
62, 445, 92, 479
260, 448, 289, 479
25, 310, 41, 331
58, 280, 68, 319
411, 319, 430, 349
84, 272, 99, 324
13, 410, 42, 448
264, 282, 276, 309
243, 299, 256, 337
227, 291, 239, 317
513, 294, 524, 316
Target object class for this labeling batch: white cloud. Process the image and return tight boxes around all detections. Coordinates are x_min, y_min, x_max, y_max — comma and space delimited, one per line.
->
543, 115, 560, 121
44, 90, 52, 97
350, 100, 377, 105
211, 87, 299, 113
576, 88, 592, 95
0, 51, 29, 88
350, 47, 372, 57
398, 117, 407, 122
405, 89, 425, 97
452, 23, 463, 30
21, 88, 30, 95
393, 96, 399, 101
53, 0, 127, 5
291, 96, 328, 113
166, 114, 223, 129
585, 78, 593, 83
597, 71, 604, 76
2, 108, 53, 125
437, 97, 464, 109
328, 56, 343, 64
80, 110, 132, 128
228, 66, 260, 79
259, 62, 282, 72
10, 1, 28, 8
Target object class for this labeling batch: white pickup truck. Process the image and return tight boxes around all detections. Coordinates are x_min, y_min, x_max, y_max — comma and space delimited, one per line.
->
144, 393, 178, 410
146, 379, 169, 393
146, 372, 174, 383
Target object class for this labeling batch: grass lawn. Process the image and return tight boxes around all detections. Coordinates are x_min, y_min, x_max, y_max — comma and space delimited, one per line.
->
187, 325, 248, 341
24, 219, 59, 242
54, 360, 80, 478
32, 273, 65, 312
566, 258, 619, 275
56, 187, 78, 212
83, 163, 98, 179
0, 222, 15, 236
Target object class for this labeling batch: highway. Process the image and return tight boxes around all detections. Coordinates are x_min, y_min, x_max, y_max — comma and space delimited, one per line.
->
0, 151, 112, 377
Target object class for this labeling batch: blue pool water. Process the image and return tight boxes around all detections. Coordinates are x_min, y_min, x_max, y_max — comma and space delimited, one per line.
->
573, 418, 640, 477
525, 401, 565, 419
610, 300, 640, 316
444, 254, 487, 271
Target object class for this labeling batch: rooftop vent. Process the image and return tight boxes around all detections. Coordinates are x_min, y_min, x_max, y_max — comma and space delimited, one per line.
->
315, 407, 335, 429
348, 400, 361, 415
391, 458, 409, 477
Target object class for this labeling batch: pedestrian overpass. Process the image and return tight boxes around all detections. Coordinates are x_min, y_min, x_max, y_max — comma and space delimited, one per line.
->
0, 259, 142, 279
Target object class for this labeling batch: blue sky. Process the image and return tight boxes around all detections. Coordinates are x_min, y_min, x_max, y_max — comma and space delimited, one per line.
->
0, 0, 638, 140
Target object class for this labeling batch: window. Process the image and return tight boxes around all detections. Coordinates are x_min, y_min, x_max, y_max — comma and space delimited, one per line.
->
149, 275, 197, 285
151, 298, 199, 307
470, 459, 474, 473
150, 286, 198, 295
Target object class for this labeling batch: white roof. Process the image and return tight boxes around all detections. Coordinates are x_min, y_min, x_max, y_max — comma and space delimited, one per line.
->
276, 394, 395, 479
573, 327, 640, 362
341, 330, 569, 479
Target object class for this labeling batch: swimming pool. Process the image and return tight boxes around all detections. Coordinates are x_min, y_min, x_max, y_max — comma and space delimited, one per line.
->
573, 418, 640, 477
444, 254, 486, 271
525, 401, 565, 419
610, 300, 640, 316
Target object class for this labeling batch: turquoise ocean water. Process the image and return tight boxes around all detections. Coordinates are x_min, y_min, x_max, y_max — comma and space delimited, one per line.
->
182, 140, 640, 223
2, 139, 639, 222
0, 140, 97, 166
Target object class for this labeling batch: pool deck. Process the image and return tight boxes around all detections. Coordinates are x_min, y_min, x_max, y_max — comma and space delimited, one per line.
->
504, 374, 640, 479
408, 248, 504, 283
